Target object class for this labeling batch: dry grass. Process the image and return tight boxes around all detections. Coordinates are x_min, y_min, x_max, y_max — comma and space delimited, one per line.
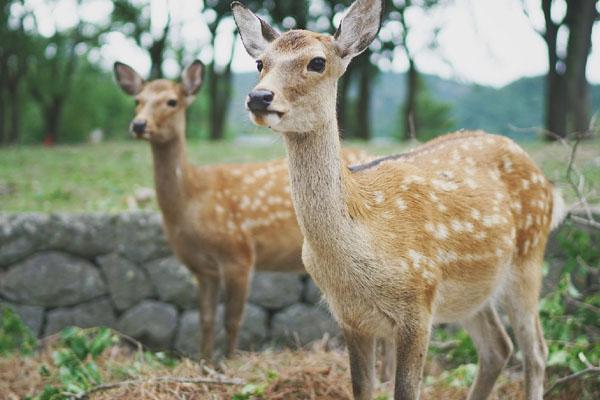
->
2, 335, 597, 400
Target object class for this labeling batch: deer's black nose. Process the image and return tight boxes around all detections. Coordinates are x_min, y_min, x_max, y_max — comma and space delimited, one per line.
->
131, 120, 146, 134
247, 90, 274, 112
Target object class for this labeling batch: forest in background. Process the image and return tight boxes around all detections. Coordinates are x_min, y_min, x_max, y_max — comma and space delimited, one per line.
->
1, 0, 599, 145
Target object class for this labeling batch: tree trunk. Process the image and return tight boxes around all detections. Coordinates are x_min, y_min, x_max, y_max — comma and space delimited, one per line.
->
542, 0, 568, 139
337, 69, 353, 138
355, 51, 372, 140
404, 59, 419, 140
0, 90, 5, 145
7, 81, 21, 144
564, 0, 596, 135
207, 34, 237, 141
44, 99, 64, 144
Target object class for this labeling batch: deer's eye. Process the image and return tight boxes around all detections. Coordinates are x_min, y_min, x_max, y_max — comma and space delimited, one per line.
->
167, 99, 177, 107
307, 57, 326, 73
256, 60, 263, 72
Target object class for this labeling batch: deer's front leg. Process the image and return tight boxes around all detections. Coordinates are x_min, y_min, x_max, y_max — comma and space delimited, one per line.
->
344, 328, 375, 400
198, 273, 220, 361
394, 316, 432, 400
222, 260, 253, 357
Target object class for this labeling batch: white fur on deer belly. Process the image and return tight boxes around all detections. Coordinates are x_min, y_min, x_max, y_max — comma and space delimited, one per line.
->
432, 259, 512, 324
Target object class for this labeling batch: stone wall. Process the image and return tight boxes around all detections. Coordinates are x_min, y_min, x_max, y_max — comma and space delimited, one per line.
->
0, 213, 338, 358
1, 212, 596, 358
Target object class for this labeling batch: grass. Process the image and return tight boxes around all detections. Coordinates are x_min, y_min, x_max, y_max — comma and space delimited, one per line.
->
0, 136, 599, 212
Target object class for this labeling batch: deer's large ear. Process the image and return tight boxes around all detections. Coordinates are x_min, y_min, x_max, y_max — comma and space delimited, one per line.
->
182, 60, 204, 96
113, 62, 144, 95
333, 0, 384, 62
231, 1, 280, 59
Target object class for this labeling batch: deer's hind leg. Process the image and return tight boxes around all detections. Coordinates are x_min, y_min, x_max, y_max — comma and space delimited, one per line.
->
462, 304, 513, 400
503, 258, 547, 400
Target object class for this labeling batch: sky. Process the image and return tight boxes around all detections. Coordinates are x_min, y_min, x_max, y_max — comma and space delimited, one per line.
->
21, 0, 600, 88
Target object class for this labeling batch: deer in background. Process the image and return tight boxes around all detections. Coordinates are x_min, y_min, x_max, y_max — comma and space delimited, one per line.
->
113, 60, 369, 361
233, 0, 566, 399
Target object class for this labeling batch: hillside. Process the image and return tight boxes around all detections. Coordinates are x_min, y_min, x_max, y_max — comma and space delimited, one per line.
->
230, 72, 600, 140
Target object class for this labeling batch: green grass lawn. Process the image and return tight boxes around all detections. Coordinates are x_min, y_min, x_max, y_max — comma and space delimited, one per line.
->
1, 136, 599, 212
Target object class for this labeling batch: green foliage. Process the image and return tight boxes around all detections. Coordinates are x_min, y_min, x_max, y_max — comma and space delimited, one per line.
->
429, 328, 477, 367
232, 383, 267, 400
427, 363, 477, 388
540, 228, 599, 375
0, 307, 37, 355
33, 327, 118, 399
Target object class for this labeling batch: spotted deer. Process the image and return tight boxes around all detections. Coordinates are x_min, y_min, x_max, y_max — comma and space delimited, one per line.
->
113, 60, 369, 361
232, 0, 567, 399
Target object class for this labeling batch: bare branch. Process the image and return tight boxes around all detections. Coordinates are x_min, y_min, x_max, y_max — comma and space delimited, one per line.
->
543, 366, 600, 397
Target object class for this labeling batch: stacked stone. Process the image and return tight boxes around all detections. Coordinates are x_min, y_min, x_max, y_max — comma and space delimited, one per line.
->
0, 213, 339, 358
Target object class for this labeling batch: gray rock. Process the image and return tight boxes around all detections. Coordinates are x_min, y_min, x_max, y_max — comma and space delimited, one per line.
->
271, 304, 340, 347
248, 272, 303, 310
44, 298, 116, 336
98, 253, 154, 311
144, 256, 198, 309
43, 214, 114, 258
114, 213, 171, 263
174, 303, 268, 359
217, 303, 268, 353
0, 251, 106, 307
303, 278, 323, 305
0, 213, 48, 267
174, 310, 203, 358
0, 214, 115, 268
0, 302, 45, 336
117, 300, 178, 350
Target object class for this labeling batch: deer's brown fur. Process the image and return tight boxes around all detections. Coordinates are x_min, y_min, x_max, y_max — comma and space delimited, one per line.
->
233, 0, 565, 398
114, 61, 369, 360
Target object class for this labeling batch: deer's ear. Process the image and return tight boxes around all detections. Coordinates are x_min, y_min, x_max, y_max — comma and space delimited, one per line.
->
182, 60, 204, 96
333, 0, 384, 62
231, 1, 279, 59
113, 62, 144, 95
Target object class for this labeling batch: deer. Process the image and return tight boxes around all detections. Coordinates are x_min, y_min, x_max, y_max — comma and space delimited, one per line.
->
232, 0, 567, 399
113, 60, 370, 361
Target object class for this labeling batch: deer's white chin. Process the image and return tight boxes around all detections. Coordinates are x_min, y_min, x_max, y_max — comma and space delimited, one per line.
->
249, 111, 283, 129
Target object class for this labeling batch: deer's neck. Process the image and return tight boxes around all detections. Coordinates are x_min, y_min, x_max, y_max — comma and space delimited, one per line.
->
283, 120, 360, 254
150, 132, 195, 223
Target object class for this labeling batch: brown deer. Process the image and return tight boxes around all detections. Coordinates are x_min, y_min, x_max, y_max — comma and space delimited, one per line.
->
232, 1, 566, 399
113, 60, 369, 361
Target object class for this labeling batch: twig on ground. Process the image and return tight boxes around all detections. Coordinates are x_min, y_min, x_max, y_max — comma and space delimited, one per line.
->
74, 375, 245, 399
543, 366, 600, 397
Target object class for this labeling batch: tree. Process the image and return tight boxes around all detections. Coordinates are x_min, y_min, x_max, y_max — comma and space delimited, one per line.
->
0, 0, 34, 145
383, 0, 449, 140
525, 0, 599, 138
111, 0, 172, 80
26, 1, 107, 144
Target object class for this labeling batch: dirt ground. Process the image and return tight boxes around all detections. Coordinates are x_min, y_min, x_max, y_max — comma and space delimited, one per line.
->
1, 336, 597, 400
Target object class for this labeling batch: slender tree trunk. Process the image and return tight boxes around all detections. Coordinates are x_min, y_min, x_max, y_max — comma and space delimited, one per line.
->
207, 62, 222, 141
355, 50, 372, 140
404, 59, 419, 140
542, 0, 568, 139
8, 82, 21, 144
337, 69, 353, 138
207, 34, 237, 141
148, 13, 171, 80
44, 99, 64, 144
564, 0, 596, 135
0, 90, 5, 145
